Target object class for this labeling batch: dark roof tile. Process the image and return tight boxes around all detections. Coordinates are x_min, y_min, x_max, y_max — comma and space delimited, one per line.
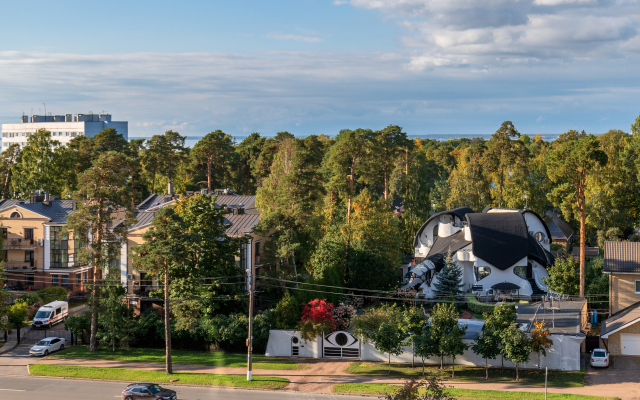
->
604, 241, 640, 273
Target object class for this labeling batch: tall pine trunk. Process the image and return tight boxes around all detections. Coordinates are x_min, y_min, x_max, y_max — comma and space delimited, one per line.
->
207, 157, 212, 192
89, 213, 103, 353
578, 171, 586, 299
164, 260, 172, 374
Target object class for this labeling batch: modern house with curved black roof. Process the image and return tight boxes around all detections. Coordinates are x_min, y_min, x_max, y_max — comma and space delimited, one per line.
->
407, 207, 555, 299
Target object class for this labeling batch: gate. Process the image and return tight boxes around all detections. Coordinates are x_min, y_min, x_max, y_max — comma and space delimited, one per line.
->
5, 327, 72, 343
323, 331, 359, 358
585, 336, 601, 354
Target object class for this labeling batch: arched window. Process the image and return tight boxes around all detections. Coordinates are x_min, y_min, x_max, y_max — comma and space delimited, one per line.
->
9, 211, 21, 219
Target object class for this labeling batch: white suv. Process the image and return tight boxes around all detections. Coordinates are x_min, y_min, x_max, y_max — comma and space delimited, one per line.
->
29, 337, 66, 356
590, 348, 609, 368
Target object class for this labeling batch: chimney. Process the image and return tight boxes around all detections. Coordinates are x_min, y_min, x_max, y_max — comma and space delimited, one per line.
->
43, 192, 51, 206
168, 180, 174, 195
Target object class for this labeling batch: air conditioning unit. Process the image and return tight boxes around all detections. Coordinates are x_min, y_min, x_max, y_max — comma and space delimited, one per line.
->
127, 274, 133, 280
37, 238, 43, 246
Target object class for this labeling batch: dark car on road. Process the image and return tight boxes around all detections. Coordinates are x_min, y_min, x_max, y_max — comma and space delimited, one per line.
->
121, 383, 177, 400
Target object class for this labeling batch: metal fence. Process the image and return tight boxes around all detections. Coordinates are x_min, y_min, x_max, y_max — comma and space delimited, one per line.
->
4, 326, 74, 343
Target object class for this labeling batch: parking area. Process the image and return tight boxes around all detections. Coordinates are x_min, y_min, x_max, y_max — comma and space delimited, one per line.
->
586, 355, 640, 388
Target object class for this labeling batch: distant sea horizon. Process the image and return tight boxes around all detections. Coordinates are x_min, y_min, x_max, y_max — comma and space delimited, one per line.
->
129, 133, 563, 148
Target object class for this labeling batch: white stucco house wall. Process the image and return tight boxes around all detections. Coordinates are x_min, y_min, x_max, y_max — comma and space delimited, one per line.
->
407, 207, 555, 299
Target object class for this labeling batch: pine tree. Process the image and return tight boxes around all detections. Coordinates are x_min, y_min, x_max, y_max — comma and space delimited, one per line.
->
433, 251, 462, 297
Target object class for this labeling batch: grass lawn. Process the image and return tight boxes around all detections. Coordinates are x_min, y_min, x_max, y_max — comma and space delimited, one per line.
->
333, 383, 618, 400
50, 345, 303, 370
345, 362, 584, 388
29, 364, 289, 390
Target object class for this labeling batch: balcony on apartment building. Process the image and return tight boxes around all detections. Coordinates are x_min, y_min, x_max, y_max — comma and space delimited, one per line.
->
3, 237, 37, 249
4, 260, 37, 271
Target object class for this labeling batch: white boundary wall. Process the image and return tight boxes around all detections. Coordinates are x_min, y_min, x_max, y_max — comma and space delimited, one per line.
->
265, 329, 321, 358
265, 329, 583, 371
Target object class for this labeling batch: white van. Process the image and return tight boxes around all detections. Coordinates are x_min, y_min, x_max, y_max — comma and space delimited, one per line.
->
32, 301, 69, 329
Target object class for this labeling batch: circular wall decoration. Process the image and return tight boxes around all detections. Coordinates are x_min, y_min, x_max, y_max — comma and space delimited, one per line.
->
335, 332, 348, 346
292, 336, 299, 344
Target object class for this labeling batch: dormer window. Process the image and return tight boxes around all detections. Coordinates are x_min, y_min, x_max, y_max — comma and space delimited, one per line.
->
10, 211, 21, 218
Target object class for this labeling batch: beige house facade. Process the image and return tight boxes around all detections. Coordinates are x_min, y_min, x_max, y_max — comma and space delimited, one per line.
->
601, 241, 640, 355
1, 194, 91, 292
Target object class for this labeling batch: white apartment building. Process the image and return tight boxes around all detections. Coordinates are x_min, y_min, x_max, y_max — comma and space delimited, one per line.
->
1, 113, 128, 148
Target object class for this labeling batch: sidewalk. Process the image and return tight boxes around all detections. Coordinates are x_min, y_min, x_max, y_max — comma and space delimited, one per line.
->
0, 340, 19, 355
34, 358, 640, 399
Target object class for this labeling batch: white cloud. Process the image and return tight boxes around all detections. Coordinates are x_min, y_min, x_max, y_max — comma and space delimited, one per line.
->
267, 33, 323, 42
341, 0, 640, 70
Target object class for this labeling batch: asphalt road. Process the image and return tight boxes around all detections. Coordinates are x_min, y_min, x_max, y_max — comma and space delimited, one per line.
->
0, 376, 375, 400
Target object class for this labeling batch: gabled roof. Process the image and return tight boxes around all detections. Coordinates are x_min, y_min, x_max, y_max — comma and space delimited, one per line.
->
571, 246, 600, 257
0, 199, 74, 223
604, 241, 640, 273
129, 192, 260, 236
544, 210, 575, 241
413, 207, 474, 248
601, 301, 640, 338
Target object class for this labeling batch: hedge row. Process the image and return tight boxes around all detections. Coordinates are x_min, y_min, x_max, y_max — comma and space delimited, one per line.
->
465, 293, 516, 315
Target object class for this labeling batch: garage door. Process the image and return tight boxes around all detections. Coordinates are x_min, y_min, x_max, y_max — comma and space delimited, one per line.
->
620, 333, 640, 356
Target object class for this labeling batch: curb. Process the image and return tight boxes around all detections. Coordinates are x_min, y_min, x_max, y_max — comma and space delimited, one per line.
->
0, 340, 20, 355
25, 374, 379, 397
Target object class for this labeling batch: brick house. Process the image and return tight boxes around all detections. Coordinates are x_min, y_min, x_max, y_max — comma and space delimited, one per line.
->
1, 193, 91, 292
600, 241, 640, 355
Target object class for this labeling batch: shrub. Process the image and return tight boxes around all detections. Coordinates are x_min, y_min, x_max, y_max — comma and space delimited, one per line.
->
274, 291, 300, 329
38, 287, 68, 303
19, 293, 43, 306
296, 299, 336, 340
466, 293, 497, 315
65, 312, 91, 344
9, 302, 29, 329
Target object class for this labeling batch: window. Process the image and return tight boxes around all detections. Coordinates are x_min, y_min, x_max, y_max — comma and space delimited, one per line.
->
10, 211, 21, 218
76, 274, 80, 286
61, 275, 68, 286
50, 226, 69, 268
513, 265, 526, 279
236, 245, 246, 270
24, 228, 33, 239
636, 280, 640, 293
25, 275, 34, 286
255, 241, 261, 256
82, 272, 88, 282
25, 250, 34, 262
52, 274, 59, 286
475, 266, 491, 281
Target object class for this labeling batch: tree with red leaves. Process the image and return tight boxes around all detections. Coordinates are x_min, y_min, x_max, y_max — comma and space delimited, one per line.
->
296, 299, 336, 340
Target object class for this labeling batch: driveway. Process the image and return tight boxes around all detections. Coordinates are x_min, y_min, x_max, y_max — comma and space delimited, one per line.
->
584, 356, 640, 399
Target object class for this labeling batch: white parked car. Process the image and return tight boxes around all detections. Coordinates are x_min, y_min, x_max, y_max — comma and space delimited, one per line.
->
29, 337, 66, 357
590, 348, 609, 368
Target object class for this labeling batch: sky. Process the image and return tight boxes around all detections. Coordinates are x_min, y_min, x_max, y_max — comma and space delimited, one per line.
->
1, 0, 639, 139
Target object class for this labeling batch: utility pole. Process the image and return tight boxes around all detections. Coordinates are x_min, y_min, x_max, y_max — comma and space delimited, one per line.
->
246, 267, 254, 381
